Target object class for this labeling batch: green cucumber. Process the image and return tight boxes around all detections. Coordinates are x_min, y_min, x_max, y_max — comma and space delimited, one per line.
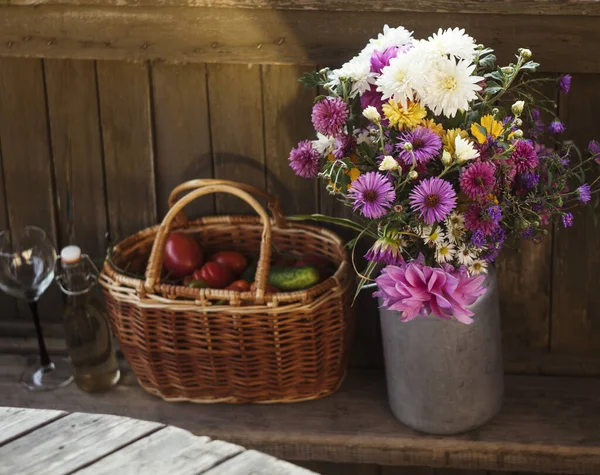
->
268, 266, 320, 291
187, 279, 208, 289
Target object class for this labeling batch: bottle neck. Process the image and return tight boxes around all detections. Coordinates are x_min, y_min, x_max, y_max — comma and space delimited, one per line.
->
62, 260, 95, 296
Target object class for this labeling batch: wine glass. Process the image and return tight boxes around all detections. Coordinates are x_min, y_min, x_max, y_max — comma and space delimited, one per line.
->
0, 226, 73, 391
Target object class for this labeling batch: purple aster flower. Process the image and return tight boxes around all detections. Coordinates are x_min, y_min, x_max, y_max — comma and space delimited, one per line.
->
459, 161, 497, 200
520, 172, 540, 189
409, 177, 457, 225
465, 203, 499, 236
548, 120, 566, 134
521, 227, 534, 239
577, 184, 591, 203
288, 140, 320, 178
589, 140, 600, 165
470, 229, 487, 248
397, 127, 442, 165
365, 233, 405, 266
562, 212, 574, 228
370, 47, 399, 74
332, 134, 356, 160
311, 97, 349, 137
349, 172, 395, 219
488, 205, 502, 224
531, 108, 541, 121
510, 140, 539, 174
559, 74, 572, 93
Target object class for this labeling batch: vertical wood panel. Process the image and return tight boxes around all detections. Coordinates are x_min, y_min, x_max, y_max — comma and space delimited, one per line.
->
207, 63, 266, 214
262, 64, 318, 215
551, 73, 600, 354
0, 58, 61, 322
45, 59, 107, 260
151, 61, 214, 219
97, 61, 156, 241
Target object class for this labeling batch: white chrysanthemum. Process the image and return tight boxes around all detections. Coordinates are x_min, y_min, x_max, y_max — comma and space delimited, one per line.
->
421, 225, 446, 246
457, 244, 477, 266
424, 28, 477, 61
421, 57, 483, 118
312, 133, 336, 156
436, 241, 456, 263
469, 259, 488, 276
327, 52, 377, 98
375, 53, 422, 109
454, 136, 480, 163
366, 25, 413, 54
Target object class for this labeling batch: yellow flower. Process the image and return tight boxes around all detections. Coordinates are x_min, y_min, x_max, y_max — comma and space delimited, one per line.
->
443, 128, 469, 156
345, 167, 361, 189
487, 194, 499, 205
382, 100, 427, 130
421, 118, 445, 137
327, 153, 335, 162
328, 180, 341, 192
470, 114, 504, 144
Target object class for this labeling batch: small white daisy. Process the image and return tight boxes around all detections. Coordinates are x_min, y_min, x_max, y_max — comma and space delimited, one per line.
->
454, 136, 480, 163
421, 225, 446, 246
447, 224, 465, 245
457, 244, 477, 266
354, 128, 375, 146
422, 57, 483, 118
469, 259, 488, 275
312, 133, 336, 156
446, 211, 465, 229
436, 241, 456, 263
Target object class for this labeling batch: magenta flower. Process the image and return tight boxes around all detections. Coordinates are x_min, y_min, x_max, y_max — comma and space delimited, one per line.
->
370, 46, 399, 73
349, 172, 396, 219
332, 134, 356, 160
311, 97, 349, 137
288, 140, 320, 178
409, 177, 457, 225
509, 140, 539, 174
577, 184, 591, 203
559, 74, 572, 93
397, 127, 442, 165
365, 234, 405, 266
360, 85, 384, 116
374, 258, 487, 324
459, 161, 497, 200
465, 203, 499, 235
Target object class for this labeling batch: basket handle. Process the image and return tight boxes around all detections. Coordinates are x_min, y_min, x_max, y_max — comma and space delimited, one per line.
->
144, 184, 272, 302
168, 179, 285, 228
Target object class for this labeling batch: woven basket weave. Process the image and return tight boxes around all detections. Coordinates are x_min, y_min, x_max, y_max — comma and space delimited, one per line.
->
99, 179, 354, 403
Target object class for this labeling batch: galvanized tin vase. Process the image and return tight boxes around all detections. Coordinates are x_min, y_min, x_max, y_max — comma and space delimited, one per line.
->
379, 267, 503, 435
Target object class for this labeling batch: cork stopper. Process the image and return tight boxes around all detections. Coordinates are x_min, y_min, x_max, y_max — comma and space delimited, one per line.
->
60, 245, 82, 265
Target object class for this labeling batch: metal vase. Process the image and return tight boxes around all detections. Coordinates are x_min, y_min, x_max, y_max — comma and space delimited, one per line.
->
379, 267, 503, 435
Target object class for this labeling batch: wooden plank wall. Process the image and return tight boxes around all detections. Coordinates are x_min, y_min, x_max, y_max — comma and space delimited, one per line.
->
0, 57, 599, 369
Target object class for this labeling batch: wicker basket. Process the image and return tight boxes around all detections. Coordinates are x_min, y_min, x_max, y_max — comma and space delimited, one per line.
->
99, 179, 354, 403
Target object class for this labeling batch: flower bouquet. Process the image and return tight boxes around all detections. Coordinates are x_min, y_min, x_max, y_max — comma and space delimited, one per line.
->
288, 25, 599, 433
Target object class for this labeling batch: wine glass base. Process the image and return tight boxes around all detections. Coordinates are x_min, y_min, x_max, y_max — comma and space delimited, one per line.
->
21, 358, 74, 391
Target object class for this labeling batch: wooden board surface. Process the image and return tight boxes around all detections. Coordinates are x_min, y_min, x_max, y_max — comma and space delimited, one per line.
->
203, 449, 317, 475
45, 59, 108, 259
552, 73, 600, 354
207, 63, 266, 214
0, 407, 66, 445
2, 356, 600, 474
97, 60, 157, 242
151, 61, 215, 220
0, 8, 599, 73
0, 411, 163, 475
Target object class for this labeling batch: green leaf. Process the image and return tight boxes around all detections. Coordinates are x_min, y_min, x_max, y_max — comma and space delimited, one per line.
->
484, 86, 503, 96
298, 71, 324, 88
479, 54, 497, 69
484, 71, 504, 82
521, 61, 540, 71
353, 260, 378, 304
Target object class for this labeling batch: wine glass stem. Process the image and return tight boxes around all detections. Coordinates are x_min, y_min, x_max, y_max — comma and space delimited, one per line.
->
28, 301, 52, 368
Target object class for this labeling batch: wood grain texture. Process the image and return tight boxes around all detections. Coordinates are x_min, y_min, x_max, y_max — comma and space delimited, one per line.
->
203, 449, 317, 475
0, 57, 62, 322
45, 59, 108, 259
262, 64, 317, 215
295, 461, 379, 474
0, 8, 599, 73
4, 358, 600, 474
0, 412, 163, 475
97, 60, 156, 241
6, 0, 600, 16
207, 63, 266, 214
552, 74, 600, 354
0, 407, 66, 445
76, 426, 243, 475
151, 61, 214, 219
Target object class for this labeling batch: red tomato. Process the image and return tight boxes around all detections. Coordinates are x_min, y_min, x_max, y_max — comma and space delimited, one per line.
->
163, 232, 203, 277
273, 256, 296, 267
194, 262, 233, 289
209, 251, 248, 274
225, 280, 251, 292
250, 282, 279, 293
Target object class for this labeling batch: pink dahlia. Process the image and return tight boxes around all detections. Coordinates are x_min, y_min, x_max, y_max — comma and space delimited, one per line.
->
409, 177, 457, 225
349, 172, 396, 219
311, 97, 349, 137
288, 140, 320, 178
509, 140, 539, 174
459, 161, 496, 199
374, 258, 487, 324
